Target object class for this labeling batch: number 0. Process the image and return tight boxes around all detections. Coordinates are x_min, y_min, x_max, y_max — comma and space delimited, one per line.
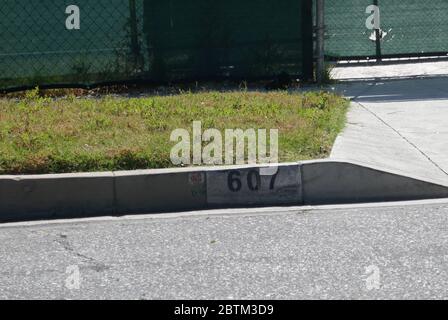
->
247, 170, 261, 191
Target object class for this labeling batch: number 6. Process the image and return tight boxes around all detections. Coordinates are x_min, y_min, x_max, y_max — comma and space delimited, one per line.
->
228, 171, 242, 192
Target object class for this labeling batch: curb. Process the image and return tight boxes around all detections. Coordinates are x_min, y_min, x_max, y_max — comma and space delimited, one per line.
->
1, 160, 448, 222
301, 160, 448, 205
0, 172, 114, 222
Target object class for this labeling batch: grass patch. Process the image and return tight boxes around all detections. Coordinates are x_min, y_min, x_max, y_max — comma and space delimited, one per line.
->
0, 88, 348, 174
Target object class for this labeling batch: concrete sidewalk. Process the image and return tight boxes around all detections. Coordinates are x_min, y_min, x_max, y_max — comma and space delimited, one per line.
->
331, 59, 448, 81
329, 76, 448, 185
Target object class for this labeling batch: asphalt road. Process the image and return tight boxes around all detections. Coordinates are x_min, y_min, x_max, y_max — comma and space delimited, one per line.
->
1, 201, 448, 300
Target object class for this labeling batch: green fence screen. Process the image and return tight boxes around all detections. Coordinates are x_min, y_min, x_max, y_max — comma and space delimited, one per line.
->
0, 0, 313, 91
325, 0, 448, 59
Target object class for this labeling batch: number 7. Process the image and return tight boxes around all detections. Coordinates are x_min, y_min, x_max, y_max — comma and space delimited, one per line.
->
269, 172, 278, 190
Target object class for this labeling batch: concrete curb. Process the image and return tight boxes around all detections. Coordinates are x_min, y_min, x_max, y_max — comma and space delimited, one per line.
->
0, 172, 115, 221
301, 160, 448, 205
1, 160, 448, 222
114, 169, 207, 214
206, 163, 302, 208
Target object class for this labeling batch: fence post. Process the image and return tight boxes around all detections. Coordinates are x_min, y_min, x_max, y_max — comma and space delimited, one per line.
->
316, 0, 325, 84
302, 0, 314, 81
373, 0, 382, 62
129, 0, 142, 71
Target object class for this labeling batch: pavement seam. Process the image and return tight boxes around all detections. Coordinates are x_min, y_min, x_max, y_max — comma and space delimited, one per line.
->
112, 171, 118, 215
354, 100, 448, 179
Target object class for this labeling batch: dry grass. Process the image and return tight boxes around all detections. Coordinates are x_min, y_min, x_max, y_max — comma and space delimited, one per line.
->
0, 88, 348, 174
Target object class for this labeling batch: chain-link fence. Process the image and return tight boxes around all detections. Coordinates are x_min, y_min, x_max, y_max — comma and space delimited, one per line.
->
0, 0, 144, 90
0, 0, 313, 91
4, 1, 448, 91
325, 0, 448, 60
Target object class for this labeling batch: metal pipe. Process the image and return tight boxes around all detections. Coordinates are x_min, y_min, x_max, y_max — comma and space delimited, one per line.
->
373, 0, 382, 62
129, 0, 141, 70
316, 0, 325, 84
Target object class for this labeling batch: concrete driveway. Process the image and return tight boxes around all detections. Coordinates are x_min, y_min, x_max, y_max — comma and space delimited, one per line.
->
328, 67, 448, 185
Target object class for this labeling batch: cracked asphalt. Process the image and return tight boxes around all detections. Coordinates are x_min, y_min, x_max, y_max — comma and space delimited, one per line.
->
1, 201, 448, 299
